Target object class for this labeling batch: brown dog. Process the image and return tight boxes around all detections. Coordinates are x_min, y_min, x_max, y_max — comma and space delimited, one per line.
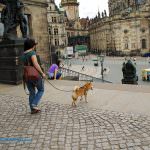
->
72, 82, 93, 107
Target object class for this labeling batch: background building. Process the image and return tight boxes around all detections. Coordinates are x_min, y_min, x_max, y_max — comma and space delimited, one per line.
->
47, 0, 68, 56
46, 0, 89, 57
60, 0, 89, 48
89, 0, 150, 56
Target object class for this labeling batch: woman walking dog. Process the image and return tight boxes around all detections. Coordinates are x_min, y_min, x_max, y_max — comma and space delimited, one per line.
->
22, 38, 46, 114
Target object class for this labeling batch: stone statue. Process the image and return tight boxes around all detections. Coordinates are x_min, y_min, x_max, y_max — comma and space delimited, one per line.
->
0, 0, 27, 39
102, 12, 104, 18
104, 10, 107, 17
98, 11, 101, 18
122, 60, 138, 84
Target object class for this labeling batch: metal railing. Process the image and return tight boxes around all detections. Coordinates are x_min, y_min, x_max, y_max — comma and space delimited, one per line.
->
41, 60, 112, 83
59, 67, 112, 83
60, 67, 93, 82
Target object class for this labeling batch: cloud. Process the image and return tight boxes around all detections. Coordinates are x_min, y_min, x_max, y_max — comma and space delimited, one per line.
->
55, 0, 108, 18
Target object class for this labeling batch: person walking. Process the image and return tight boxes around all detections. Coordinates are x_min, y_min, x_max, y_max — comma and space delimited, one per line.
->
22, 38, 46, 114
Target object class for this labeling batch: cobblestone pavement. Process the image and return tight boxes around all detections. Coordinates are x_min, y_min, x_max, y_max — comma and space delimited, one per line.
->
0, 94, 150, 150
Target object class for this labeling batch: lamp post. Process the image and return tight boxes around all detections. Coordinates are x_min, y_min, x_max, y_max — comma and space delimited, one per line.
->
98, 55, 105, 81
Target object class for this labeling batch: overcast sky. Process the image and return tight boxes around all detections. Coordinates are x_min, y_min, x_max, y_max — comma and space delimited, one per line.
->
55, 0, 108, 18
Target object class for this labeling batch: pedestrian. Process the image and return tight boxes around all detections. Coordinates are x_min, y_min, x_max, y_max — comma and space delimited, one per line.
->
48, 60, 62, 80
69, 62, 72, 67
82, 56, 84, 62
103, 68, 107, 72
124, 57, 127, 61
81, 66, 85, 71
22, 38, 46, 114
133, 57, 136, 65
133, 57, 136, 61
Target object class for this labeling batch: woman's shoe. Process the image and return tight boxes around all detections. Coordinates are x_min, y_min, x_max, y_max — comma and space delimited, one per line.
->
31, 108, 41, 114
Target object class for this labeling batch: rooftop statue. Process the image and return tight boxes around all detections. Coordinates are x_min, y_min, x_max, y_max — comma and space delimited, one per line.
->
102, 12, 104, 18
104, 10, 107, 17
0, 0, 27, 39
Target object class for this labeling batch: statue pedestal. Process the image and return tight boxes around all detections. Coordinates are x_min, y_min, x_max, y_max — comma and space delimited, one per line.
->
0, 39, 24, 84
122, 78, 138, 85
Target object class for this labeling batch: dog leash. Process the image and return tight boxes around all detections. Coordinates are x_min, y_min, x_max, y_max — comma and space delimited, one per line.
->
45, 78, 72, 93
23, 78, 72, 94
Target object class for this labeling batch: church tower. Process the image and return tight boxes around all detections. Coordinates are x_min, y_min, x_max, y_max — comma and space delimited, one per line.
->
61, 0, 79, 21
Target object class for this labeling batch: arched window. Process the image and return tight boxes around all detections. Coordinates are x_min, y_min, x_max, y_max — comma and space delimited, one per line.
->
52, 17, 57, 23
125, 43, 128, 49
142, 39, 147, 49
48, 28, 51, 35
54, 28, 58, 35
124, 38, 129, 49
55, 39, 59, 46
67, 32, 70, 37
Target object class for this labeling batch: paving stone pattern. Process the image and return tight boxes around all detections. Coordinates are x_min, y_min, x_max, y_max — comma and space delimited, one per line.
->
0, 94, 150, 150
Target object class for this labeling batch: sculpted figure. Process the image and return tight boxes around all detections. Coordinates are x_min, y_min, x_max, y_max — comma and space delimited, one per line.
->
102, 12, 104, 18
0, 0, 27, 39
98, 11, 101, 18
104, 10, 107, 17
122, 60, 138, 84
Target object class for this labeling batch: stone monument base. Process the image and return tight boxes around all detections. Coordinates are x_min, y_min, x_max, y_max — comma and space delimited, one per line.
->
0, 39, 24, 85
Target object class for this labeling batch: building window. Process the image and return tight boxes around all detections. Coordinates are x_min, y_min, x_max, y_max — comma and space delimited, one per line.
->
131, 43, 135, 49
142, 39, 147, 49
48, 28, 51, 35
67, 32, 70, 37
125, 42, 128, 49
52, 17, 57, 23
71, 32, 74, 36
55, 39, 59, 46
54, 28, 58, 35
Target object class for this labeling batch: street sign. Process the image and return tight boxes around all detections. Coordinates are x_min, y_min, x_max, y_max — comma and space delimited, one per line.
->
75, 45, 87, 53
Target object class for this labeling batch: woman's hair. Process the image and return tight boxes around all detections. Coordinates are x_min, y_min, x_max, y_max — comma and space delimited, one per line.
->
56, 60, 61, 67
24, 38, 37, 51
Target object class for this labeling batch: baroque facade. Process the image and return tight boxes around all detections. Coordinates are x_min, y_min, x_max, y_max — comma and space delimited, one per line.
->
89, 0, 150, 55
0, 0, 50, 62
47, 0, 67, 54
46, 0, 89, 55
